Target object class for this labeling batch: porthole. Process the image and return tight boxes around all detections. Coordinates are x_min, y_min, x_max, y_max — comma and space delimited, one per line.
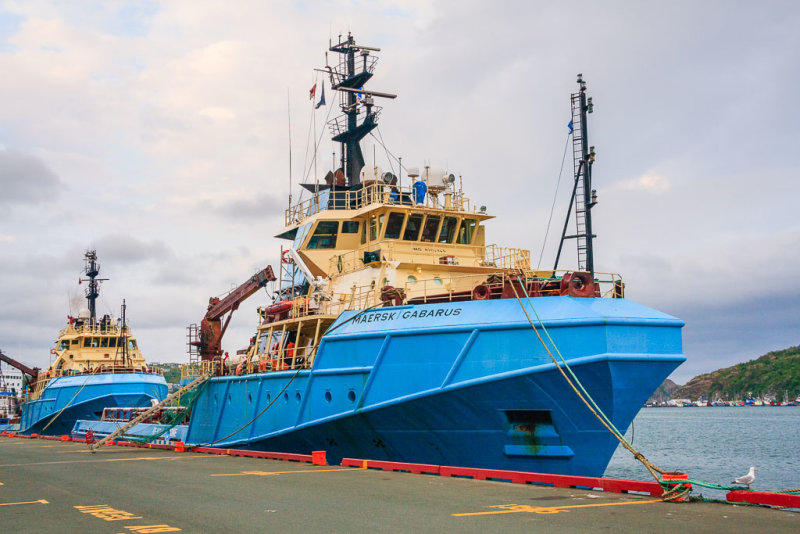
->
407, 275, 417, 284
284, 392, 289, 402
296, 392, 302, 402
347, 390, 356, 402
325, 391, 332, 403
266, 393, 272, 403
248, 393, 253, 403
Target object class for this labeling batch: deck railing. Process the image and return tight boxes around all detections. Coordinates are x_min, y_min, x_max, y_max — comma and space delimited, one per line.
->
285, 182, 476, 225
329, 242, 531, 275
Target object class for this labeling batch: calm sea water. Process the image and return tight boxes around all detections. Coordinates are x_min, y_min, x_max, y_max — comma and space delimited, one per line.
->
604, 407, 800, 498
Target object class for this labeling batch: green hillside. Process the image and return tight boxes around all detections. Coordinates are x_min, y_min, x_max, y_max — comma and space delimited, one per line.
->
673, 345, 800, 401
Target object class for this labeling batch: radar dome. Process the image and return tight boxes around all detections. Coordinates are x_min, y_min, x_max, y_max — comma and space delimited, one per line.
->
78, 308, 91, 319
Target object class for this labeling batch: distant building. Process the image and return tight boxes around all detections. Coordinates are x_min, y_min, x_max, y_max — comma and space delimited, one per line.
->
0, 365, 24, 396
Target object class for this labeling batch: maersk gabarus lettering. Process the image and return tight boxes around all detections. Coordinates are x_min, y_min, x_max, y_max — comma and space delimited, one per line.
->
351, 307, 462, 325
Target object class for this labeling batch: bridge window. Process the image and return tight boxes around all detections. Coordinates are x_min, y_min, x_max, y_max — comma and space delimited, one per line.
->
128, 340, 137, 350
109, 338, 117, 348
71, 339, 78, 345
403, 213, 424, 241
421, 215, 441, 242
384, 212, 405, 239
457, 219, 477, 244
100, 337, 109, 348
307, 221, 339, 249
91, 338, 100, 348
342, 221, 359, 233
84, 338, 91, 347
58, 340, 69, 350
438, 216, 458, 243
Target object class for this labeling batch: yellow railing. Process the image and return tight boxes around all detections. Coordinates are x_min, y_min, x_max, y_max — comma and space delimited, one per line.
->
329, 242, 531, 275
285, 182, 475, 225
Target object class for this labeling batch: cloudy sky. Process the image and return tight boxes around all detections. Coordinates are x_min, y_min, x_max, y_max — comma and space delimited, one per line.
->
1, 1, 798, 383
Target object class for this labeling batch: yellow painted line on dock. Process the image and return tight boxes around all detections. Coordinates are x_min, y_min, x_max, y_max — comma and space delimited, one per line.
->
0, 499, 49, 507
0, 455, 215, 468
453, 499, 662, 516
211, 466, 365, 477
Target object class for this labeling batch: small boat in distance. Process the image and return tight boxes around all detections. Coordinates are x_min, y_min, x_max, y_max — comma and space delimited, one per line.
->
16, 250, 167, 435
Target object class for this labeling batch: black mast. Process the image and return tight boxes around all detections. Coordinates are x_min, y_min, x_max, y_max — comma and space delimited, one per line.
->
81, 250, 107, 322
327, 33, 396, 187
554, 74, 597, 276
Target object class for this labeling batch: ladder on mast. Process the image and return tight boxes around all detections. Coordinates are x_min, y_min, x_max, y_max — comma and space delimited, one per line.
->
570, 91, 588, 271
90, 373, 210, 451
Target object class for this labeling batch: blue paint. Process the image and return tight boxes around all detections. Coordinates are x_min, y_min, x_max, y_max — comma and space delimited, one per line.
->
184, 297, 684, 476
19, 373, 168, 436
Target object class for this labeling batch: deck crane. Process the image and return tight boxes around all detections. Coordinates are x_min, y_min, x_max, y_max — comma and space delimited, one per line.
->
189, 267, 276, 367
0, 349, 39, 387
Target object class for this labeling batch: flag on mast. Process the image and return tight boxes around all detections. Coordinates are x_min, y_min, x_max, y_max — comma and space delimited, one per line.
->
315, 81, 326, 109
309, 83, 317, 100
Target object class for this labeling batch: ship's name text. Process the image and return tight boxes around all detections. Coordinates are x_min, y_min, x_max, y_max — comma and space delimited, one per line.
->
351, 307, 462, 324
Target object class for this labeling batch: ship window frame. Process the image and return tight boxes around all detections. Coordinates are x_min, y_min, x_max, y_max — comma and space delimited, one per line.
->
307, 220, 340, 249
128, 339, 137, 351
420, 215, 442, 243
438, 216, 459, 244
383, 212, 406, 240
71, 339, 78, 345
457, 218, 477, 245
58, 340, 69, 350
100, 337, 109, 348
341, 221, 359, 234
403, 213, 424, 241
83, 338, 91, 347
109, 338, 117, 348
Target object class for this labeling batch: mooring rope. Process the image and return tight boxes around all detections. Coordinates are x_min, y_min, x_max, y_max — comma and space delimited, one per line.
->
40, 366, 103, 433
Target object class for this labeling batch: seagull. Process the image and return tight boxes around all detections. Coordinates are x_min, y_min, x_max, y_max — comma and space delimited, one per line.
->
733, 466, 758, 488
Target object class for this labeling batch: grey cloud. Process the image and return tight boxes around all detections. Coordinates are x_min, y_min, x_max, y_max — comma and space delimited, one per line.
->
91, 234, 172, 264
0, 150, 64, 206
204, 193, 284, 221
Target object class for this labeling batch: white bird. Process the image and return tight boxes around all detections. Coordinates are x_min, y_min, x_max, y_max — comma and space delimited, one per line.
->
733, 466, 758, 488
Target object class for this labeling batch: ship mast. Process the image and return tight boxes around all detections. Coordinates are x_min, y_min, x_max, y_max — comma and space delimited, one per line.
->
326, 33, 396, 187
80, 250, 107, 322
554, 74, 598, 277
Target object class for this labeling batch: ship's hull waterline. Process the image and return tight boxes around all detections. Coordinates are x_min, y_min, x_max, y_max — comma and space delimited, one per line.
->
185, 298, 684, 475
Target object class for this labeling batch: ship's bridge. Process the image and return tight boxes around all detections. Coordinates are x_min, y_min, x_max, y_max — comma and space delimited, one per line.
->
276, 181, 531, 281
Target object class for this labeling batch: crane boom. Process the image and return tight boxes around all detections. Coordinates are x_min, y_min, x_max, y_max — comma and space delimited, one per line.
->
0, 349, 39, 381
192, 266, 276, 363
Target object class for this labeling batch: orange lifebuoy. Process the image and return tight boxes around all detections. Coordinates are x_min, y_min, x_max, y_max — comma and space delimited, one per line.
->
559, 272, 596, 298
472, 284, 491, 301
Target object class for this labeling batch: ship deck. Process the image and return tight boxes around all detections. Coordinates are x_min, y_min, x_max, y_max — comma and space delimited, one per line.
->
1, 435, 796, 532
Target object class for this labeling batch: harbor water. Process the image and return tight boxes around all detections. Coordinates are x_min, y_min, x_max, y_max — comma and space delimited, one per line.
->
604, 407, 800, 497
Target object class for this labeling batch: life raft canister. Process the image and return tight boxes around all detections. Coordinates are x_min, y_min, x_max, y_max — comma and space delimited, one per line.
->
559, 271, 596, 298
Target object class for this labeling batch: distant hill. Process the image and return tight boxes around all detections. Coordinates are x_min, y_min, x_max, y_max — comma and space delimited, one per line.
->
647, 378, 680, 403
673, 345, 800, 401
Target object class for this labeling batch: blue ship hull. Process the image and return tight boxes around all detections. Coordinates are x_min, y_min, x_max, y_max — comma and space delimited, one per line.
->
185, 297, 684, 476
19, 373, 168, 436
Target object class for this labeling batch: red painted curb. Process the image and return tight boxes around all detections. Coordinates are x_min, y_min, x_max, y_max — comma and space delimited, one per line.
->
341, 459, 664, 496
726, 490, 800, 508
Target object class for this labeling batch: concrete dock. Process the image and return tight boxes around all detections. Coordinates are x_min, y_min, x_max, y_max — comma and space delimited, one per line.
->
1, 435, 796, 533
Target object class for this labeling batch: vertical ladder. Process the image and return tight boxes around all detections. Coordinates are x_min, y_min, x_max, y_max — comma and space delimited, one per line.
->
570, 92, 588, 271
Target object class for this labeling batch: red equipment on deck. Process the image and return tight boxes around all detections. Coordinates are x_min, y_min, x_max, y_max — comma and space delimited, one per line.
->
189, 267, 276, 365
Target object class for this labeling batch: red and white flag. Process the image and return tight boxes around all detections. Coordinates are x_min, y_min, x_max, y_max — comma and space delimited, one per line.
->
309, 83, 317, 100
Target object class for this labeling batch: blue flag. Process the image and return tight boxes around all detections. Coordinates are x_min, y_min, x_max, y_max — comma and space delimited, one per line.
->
568, 120, 574, 134
316, 81, 326, 109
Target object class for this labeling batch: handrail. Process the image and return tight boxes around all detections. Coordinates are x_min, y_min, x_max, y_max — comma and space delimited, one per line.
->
329, 242, 531, 275
285, 182, 476, 225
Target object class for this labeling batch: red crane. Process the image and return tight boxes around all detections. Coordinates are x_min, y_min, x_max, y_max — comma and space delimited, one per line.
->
190, 267, 276, 364
0, 349, 39, 384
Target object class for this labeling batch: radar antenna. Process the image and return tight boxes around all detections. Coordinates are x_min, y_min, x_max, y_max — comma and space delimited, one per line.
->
80, 250, 108, 322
